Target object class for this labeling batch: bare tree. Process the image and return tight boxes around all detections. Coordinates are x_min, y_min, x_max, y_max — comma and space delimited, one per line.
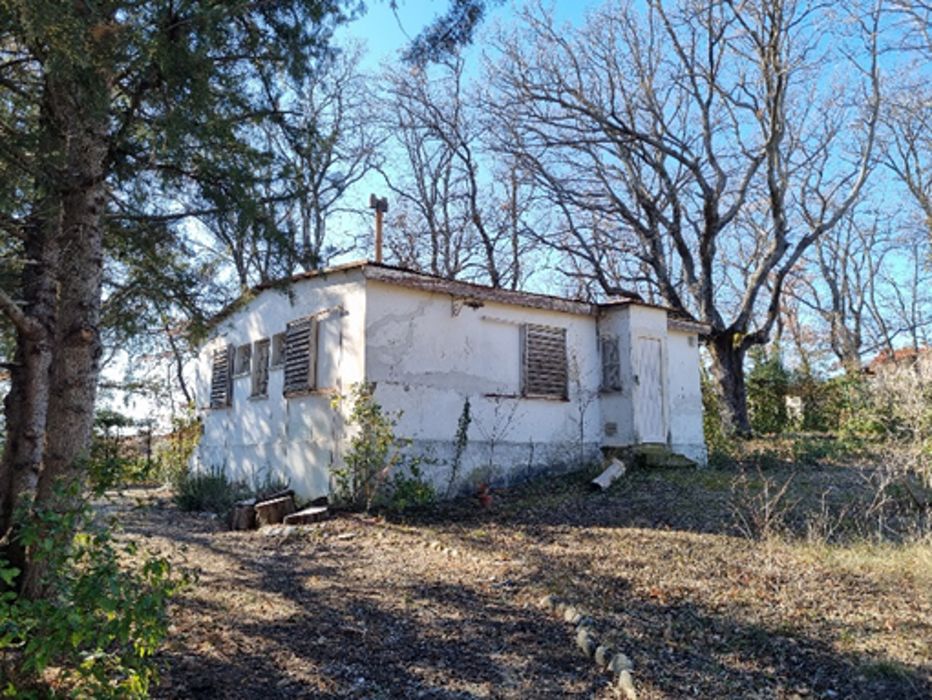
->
275, 43, 383, 272
380, 56, 536, 288
191, 43, 381, 290
889, 1, 932, 53
786, 212, 889, 371
883, 81, 932, 244
487, 0, 881, 434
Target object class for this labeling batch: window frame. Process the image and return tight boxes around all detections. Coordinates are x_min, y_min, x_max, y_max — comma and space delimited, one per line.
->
233, 343, 252, 376
251, 338, 271, 398
270, 332, 286, 369
600, 334, 622, 392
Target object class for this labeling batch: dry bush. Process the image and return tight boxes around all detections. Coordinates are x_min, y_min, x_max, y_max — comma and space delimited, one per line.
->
729, 467, 797, 540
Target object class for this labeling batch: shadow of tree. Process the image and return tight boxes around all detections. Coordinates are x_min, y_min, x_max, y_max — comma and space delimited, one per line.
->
111, 480, 930, 700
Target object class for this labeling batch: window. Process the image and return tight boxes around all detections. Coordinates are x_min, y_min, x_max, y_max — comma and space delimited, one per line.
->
601, 335, 622, 392
251, 338, 271, 397
234, 343, 251, 376
209, 345, 233, 408
271, 332, 286, 368
283, 316, 318, 395
521, 323, 567, 399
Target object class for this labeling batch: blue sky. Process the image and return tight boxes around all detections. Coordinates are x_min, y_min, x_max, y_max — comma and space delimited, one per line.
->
337, 1, 596, 68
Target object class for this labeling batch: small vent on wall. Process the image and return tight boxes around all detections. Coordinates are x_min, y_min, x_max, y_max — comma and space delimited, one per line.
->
688, 336, 696, 347
604, 422, 618, 437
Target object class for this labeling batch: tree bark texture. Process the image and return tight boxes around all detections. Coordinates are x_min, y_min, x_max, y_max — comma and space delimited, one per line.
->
707, 334, 751, 437
0, 63, 109, 598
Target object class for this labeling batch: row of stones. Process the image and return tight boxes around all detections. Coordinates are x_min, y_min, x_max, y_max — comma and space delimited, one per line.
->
538, 594, 638, 700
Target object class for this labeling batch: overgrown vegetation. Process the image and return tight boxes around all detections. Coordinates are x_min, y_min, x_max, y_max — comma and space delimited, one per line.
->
87, 411, 201, 493
0, 493, 186, 698
173, 466, 253, 515
447, 397, 472, 497
746, 347, 790, 435
331, 383, 435, 513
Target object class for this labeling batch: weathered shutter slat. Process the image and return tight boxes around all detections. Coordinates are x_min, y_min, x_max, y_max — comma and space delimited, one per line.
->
283, 317, 318, 394
209, 345, 233, 408
521, 323, 567, 398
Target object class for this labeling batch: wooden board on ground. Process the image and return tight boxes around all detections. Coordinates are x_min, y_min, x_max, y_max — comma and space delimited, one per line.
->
283, 505, 329, 526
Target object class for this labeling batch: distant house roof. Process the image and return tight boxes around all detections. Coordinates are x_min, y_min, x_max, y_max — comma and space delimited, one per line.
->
865, 346, 931, 373
211, 260, 711, 334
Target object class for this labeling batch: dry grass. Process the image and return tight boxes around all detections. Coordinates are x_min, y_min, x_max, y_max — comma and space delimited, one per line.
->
110, 460, 931, 699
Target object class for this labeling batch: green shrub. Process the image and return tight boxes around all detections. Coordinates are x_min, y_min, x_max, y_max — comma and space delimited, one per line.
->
173, 465, 251, 515
0, 498, 186, 698
87, 409, 138, 493
331, 383, 410, 511
384, 459, 436, 513
746, 347, 790, 435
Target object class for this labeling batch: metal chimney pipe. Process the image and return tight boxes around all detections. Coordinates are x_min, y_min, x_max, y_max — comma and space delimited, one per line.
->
369, 194, 389, 263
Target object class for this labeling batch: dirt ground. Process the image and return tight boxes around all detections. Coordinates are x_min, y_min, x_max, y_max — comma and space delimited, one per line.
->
111, 463, 932, 699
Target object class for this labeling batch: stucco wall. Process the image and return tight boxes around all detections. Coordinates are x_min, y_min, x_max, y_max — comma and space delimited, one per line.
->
364, 281, 603, 493
193, 269, 366, 500
666, 329, 707, 464
193, 268, 708, 503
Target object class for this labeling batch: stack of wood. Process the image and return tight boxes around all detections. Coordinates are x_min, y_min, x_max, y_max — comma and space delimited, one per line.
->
228, 488, 329, 530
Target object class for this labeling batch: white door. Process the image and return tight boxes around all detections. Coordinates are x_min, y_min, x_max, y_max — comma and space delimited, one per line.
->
634, 337, 665, 442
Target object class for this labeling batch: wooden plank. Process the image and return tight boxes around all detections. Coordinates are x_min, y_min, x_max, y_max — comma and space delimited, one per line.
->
283, 506, 329, 526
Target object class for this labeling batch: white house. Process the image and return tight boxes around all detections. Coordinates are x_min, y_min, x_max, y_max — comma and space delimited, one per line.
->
192, 261, 708, 500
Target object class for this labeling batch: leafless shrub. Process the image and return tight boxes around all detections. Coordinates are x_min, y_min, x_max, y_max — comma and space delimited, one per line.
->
729, 467, 798, 541
805, 488, 855, 544
859, 457, 932, 542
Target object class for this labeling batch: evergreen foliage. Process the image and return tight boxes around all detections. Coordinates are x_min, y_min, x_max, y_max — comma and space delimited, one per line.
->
746, 347, 790, 435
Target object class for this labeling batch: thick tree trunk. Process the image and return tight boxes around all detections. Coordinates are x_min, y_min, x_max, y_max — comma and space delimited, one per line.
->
707, 333, 751, 437
20, 93, 108, 599
0, 222, 59, 562
0, 88, 67, 570
2, 63, 110, 597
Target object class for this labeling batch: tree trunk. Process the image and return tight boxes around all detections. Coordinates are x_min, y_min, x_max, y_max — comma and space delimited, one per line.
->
707, 333, 751, 437
0, 85, 68, 574
0, 220, 59, 575
4, 65, 110, 598
23, 99, 108, 599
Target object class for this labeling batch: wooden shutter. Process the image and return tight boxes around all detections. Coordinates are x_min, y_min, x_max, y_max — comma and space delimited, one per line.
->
283, 317, 318, 394
209, 345, 233, 408
252, 339, 271, 397
601, 335, 622, 391
521, 323, 567, 399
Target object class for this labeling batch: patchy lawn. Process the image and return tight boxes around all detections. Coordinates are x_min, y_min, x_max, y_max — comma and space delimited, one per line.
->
112, 462, 931, 699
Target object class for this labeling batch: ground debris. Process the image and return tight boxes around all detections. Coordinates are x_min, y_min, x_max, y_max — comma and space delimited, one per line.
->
105, 461, 932, 700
